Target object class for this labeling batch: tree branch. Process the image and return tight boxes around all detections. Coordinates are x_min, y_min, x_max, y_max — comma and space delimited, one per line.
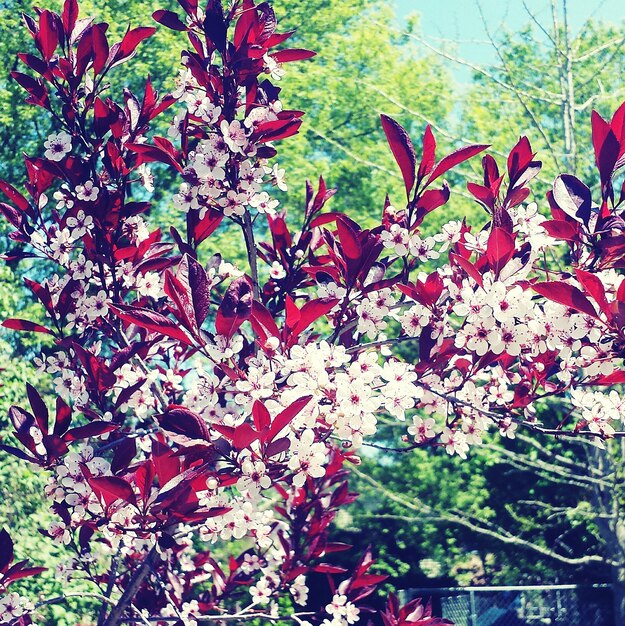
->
102, 546, 159, 626
353, 464, 616, 567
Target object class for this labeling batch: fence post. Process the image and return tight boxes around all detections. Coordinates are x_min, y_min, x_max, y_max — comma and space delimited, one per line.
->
469, 589, 477, 626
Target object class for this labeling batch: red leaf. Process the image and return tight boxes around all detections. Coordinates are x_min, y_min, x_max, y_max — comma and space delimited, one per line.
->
265, 396, 312, 443
0, 528, 13, 572
152, 441, 180, 487
87, 475, 136, 507
541, 219, 578, 241
211, 423, 236, 442
179, 254, 211, 326
158, 406, 211, 440
10, 72, 49, 109
312, 564, 347, 574
189, 206, 223, 245
449, 252, 483, 288
418, 124, 436, 181
110, 304, 194, 346
91, 23, 109, 75
0, 201, 23, 228
575, 269, 609, 317
271, 49, 316, 63
284, 295, 302, 331
426, 144, 489, 186
290, 298, 339, 339
414, 185, 450, 223
62, 0, 79, 35
310, 212, 343, 229
152, 9, 188, 31
255, 117, 302, 144
592, 110, 620, 188
594, 370, 625, 385
350, 573, 389, 590
39, 11, 59, 60
26, 383, 48, 433
3, 565, 46, 585
380, 114, 416, 198
135, 461, 155, 502
250, 301, 280, 344
233, 423, 260, 450
507, 136, 535, 186
53, 398, 72, 436
215, 277, 253, 338
0, 180, 30, 211
532, 281, 598, 318
253, 401, 271, 431
118, 26, 156, 60
612, 101, 625, 147
336, 217, 362, 260
164, 270, 197, 334
552, 174, 592, 225
64, 421, 119, 441
486, 227, 515, 274
2, 319, 54, 335
111, 437, 137, 475
127, 141, 183, 172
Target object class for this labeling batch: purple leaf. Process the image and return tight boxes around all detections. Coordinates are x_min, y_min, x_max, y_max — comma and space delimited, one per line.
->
552, 174, 592, 225
426, 144, 489, 186
380, 114, 416, 198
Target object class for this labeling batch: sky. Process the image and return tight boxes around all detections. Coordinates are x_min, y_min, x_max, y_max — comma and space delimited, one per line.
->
394, 0, 625, 82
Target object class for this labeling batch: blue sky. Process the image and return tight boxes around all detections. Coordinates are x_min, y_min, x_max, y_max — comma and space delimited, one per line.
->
394, 0, 625, 81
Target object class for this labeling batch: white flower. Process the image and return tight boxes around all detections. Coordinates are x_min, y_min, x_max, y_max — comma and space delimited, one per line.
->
288, 429, 327, 486
136, 272, 162, 299
75, 180, 99, 202
137, 164, 154, 192
381, 224, 409, 256
263, 53, 286, 80
499, 418, 518, 439
249, 191, 279, 215
167, 112, 185, 139
269, 261, 286, 280
219, 190, 248, 217
290, 574, 309, 606
237, 458, 271, 494
69, 254, 93, 281
220, 119, 248, 154
49, 228, 75, 265
408, 416, 436, 443
173, 183, 200, 212
267, 163, 287, 191
66, 210, 94, 238
440, 427, 469, 459
49, 521, 71, 544
44, 131, 72, 161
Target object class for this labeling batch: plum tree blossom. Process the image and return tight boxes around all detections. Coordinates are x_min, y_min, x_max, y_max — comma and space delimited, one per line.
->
43, 131, 72, 161
2, 0, 625, 625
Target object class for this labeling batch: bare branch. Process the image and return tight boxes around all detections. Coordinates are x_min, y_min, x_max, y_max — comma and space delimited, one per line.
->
102, 546, 159, 626
306, 127, 400, 178
522, 0, 564, 56
475, 0, 564, 171
353, 467, 614, 567
395, 27, 562, 105
482, 443, 612, 488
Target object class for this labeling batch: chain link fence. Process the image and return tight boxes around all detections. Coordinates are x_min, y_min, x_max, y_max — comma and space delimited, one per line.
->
403, 584, 613, 626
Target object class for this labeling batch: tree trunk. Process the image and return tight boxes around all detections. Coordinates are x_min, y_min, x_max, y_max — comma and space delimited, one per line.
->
586, 442, 625, 625
610, 565, 625, 625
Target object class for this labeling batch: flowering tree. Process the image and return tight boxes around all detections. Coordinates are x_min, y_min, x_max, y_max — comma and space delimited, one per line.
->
2, 1, 625, 625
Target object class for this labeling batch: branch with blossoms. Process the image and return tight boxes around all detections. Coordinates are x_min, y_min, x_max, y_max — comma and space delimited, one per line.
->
3, 0, 625, 625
